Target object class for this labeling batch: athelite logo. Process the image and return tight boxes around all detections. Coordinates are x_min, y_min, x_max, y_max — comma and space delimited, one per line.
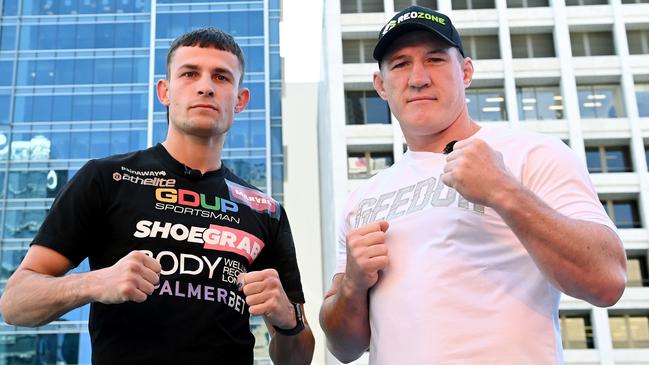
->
113, 171, 176, 187
225, 179, 280, 220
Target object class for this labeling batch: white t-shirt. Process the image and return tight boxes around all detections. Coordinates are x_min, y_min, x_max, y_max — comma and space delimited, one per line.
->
334, 126, 616, 365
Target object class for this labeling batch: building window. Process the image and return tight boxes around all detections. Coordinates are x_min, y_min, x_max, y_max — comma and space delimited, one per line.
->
463, 35, 501, 60
622, 0, 649, 3
395, 0, 438, 9
511, 33, 555, 58
577, 84, 625, 118
566, 0, 608, 4
466, 88, 507, 121
637, 83, 649, 117
560, 312, 595, 349
646, 145, 649, 170
601, 198, 642, 228
627, 30, 649, 54
627, 252, 649, 287
345, 91, 391, 125
609, 314, 649, 348
571, 31, 615, 56
348, 151, 394, 179
343, 39, 376, 63
0, 333, 83, 365
585, 145, 633, 173
341, 0, 384, 13
517, 86, 563, 120
507, 0, 549, 7
452, 0, 496, 9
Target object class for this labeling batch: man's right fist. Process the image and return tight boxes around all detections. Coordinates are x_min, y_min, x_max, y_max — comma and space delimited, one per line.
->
90, 250, 161, 304
344, 221, 389, 292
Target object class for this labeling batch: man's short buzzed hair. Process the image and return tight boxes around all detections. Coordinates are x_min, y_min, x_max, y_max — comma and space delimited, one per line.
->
166, 27, 246, 85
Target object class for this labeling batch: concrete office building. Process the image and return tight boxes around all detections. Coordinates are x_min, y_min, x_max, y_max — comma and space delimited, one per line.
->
283, 0, 649, 364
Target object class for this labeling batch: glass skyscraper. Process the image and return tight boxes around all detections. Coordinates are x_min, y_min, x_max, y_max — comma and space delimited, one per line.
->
0, 0, 282, 363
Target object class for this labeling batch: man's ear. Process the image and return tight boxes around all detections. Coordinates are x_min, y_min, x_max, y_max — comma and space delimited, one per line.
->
373, 71, 388, 100
156, 79, 170, 106
234, 87, 250, 113
462, 57, 474, 89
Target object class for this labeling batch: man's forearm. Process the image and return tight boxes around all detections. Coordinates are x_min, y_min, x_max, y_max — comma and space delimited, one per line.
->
320, 277, 371, 363
268, 323, 315, 365
492, 181, 626, 306
0, 269, 94, 326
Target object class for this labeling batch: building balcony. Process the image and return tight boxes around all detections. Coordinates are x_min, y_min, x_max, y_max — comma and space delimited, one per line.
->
572, 56, 621, 78
563, 349, 599, 365
343, 63, 378, 85
590, 173, 640, 194
613, 349, 649, 364
507, 7, 554, 28
341, 12, 385, 36
345, 124, 393, 146
614, 286, 649, 310
580, 118, 632, 140
619, 228, 649, 250
512, 57, 561, 79
566, 4, 614, 27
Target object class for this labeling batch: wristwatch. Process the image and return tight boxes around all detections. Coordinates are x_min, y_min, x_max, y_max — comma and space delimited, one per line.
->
273, 302, 305, 336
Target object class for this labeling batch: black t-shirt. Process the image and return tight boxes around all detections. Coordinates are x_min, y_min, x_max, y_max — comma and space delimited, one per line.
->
33, 144, 305, 365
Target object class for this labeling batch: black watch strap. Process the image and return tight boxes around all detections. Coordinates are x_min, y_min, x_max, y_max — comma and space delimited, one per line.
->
273, 302, 305, 336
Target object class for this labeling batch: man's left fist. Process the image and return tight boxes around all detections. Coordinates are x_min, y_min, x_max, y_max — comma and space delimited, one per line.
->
441, 138, 516, 207
238, 269, 296, 329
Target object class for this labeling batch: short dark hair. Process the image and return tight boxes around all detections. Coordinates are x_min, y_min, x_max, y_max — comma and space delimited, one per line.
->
166, 27, 245, 85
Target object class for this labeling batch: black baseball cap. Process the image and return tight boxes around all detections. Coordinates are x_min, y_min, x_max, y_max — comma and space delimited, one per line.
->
373, 6, 464, 63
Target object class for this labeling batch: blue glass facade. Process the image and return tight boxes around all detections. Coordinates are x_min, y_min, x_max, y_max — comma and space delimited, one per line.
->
0, 0, 282, 362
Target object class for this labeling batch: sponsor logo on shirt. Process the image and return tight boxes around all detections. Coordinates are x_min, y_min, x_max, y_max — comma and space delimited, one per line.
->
113, 172, 176, 187
121, 166, 166, 177
134, 220, 265, 264
349, 174, 485, 228
155, 188, 238, 213
140, 250, 247, 314
153, 188, 240, 223
225, 179, 280, 220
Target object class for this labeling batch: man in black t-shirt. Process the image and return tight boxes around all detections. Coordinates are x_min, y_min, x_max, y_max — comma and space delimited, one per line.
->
0, 28, 315, 365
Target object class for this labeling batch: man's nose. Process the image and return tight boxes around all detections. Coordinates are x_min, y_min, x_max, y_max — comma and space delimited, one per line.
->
408, 62, 431, 89
197, 76, 215, 96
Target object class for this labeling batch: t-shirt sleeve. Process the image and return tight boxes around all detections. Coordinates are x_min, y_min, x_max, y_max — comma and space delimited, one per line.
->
333, 190, 361, 279
522, 138, 617, 232
266, 206, 305, 304
32, 160, 104, 267
334, 207, 351, 277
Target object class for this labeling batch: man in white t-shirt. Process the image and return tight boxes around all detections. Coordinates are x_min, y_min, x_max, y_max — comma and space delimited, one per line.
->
319, 6, 627, 365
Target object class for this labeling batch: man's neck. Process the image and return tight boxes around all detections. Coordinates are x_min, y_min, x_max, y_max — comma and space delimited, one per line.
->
406, 114, 480, 153
162, 132, 225, 174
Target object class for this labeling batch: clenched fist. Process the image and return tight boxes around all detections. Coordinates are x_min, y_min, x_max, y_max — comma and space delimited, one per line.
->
238, 269, 296, 329
344, 221, 389, 292
89, 250, 161, 304
441, 138, 517, 207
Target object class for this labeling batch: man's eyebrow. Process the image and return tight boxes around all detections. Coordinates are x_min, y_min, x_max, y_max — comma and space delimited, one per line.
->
175, 64, 200, 72
175, 64, 235, 77
428, 48, 449, 55
211, 67, 234, 77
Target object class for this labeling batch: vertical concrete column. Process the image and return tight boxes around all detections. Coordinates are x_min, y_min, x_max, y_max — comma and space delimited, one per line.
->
592, 307, 615, 365
551, 0, 586, 162
495, 0, 520, 127
611, 0, 649, 230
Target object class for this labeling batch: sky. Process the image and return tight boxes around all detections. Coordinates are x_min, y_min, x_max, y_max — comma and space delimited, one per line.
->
280, 0, 324, 83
